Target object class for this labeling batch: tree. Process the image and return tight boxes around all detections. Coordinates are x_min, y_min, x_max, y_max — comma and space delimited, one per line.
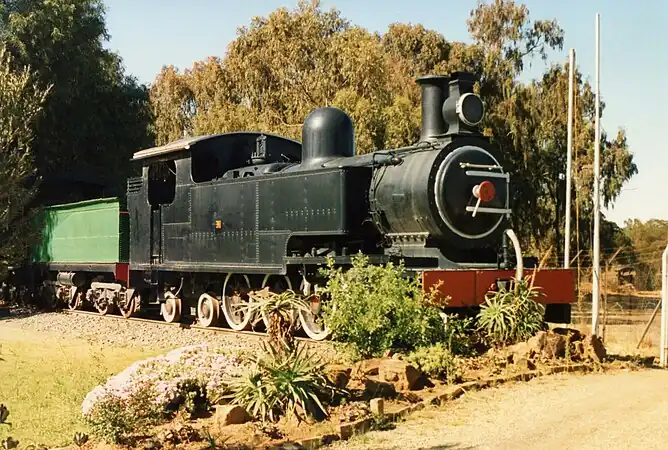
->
0, 0, 153, 197
148, 0, 638, 261
621, 219, 668, 290
0, 46, 51, 276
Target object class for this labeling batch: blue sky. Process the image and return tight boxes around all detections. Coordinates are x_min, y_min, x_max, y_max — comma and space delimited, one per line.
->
102, 0, 667, 226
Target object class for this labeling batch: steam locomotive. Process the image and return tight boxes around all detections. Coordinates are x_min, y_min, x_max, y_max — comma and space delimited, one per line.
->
6, 71, 575, 340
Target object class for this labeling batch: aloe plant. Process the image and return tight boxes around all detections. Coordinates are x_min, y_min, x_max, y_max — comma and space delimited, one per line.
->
228, 341, 340, 423
73, 431, 89, 447
477, 275, 546, 347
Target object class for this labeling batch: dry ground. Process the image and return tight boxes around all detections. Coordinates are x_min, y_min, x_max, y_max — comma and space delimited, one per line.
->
330, 369, 668, 450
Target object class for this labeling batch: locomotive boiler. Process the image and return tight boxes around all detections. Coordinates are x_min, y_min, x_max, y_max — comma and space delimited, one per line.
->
9, 70, 576, 340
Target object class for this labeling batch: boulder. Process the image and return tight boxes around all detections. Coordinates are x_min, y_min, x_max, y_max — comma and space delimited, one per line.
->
216, 405, 250, 426
527, 331, 547, 354
351, 358, 383, 377
552, 327, 584, 342
542, 333, 566, 359
514, 357, 536, 371
360, 378, 396, 398
509, 341, 535, 362
583, 335, 607, 362
378, 359, 421, 391
325, 365, 351, 389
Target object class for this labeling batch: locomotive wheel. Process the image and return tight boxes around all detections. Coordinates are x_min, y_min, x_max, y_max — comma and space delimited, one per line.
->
161, 292, 182, 323
221, 273, 253, 331
197, 293, 220, 327
298, 279, 331, 341
118, 292, 138, 319
259, 274, 294, 330
67, 289, 83, 311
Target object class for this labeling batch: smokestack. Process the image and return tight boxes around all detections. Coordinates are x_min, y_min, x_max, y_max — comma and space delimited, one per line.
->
416, 75, 448, 141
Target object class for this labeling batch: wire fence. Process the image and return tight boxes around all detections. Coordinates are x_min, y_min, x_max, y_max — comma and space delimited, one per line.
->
570, 267, 662, 357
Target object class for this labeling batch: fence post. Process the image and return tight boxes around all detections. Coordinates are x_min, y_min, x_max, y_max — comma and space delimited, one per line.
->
661, 245, 668, 368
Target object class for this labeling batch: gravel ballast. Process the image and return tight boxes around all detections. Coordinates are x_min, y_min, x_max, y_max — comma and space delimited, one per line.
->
0, 307, 339, 358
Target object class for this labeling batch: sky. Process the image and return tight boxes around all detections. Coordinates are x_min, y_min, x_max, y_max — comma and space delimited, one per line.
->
101, 0, 668, 226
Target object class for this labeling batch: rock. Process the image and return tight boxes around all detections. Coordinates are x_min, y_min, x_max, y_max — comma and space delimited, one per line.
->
363, 378, 397, 397
569, 341, 585, 361
378, 359, 421, 391
542, 333, 566, 359
552, 327, 584, 342
370, 398, 384, 415
527, 331, 547, 354
321, 434, 341, 445
509, 341, 534, 362
514, 357, 536, 371
583, 335, 607, 362
325, 365, 351, 389
216, 405, 250, 426
351, 358, 383, 377
398, 391, 422, 403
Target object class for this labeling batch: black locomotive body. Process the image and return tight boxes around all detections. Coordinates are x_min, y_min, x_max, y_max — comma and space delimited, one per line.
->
6, 71, 576, 339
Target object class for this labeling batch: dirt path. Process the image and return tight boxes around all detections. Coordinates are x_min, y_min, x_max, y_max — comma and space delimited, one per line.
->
330, 369, 668, 450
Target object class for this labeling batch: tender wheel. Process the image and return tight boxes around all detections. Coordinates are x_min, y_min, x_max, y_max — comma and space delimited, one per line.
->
259, 274, 294, 329
221, 273, 253, 331
161, 292, 182, 323
298, 279, 331, 341
197, 293, 220, 327
95, 300, 114, 316
118, 291, 137, 319
67, 289, 83, 311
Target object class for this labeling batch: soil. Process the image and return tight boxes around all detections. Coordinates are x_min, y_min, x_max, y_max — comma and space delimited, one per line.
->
328, 368, 668, 450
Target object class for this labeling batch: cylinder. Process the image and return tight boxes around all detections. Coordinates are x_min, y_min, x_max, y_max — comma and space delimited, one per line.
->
416, 75, 448, 141
56, 272, 85, 287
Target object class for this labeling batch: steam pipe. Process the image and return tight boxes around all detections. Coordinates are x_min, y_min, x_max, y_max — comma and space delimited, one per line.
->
504, 229, 523, 281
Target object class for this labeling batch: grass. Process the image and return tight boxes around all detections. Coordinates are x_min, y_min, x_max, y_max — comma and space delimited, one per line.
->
0, 325, 165, 448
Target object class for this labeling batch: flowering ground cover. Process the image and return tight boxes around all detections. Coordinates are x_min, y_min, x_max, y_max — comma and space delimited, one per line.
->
0, 325, 162, 448
81, 343, 249, 442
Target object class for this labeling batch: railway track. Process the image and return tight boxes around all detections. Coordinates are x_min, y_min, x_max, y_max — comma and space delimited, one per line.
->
61, 309, 321, 344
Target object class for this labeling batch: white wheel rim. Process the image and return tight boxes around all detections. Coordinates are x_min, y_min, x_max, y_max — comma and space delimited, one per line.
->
298, 281, 331, 341
161, 292, 181, 323
221, 274, 252, 331
197, 293, 219, 327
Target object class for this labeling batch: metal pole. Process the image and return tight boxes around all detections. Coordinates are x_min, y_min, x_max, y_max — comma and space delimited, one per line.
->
565, 48, 575, 269
592, 13, 601, 337
660, 245, 668, 368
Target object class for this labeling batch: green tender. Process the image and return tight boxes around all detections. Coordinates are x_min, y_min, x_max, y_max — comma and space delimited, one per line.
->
32, 197, 129, 264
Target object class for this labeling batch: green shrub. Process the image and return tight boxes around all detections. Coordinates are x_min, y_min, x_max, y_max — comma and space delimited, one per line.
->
442, 314, 479, 356
476, 275, 547, 347
406, 342, 461, 383
317, 253, 447, 359
229, 341, 339, 423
